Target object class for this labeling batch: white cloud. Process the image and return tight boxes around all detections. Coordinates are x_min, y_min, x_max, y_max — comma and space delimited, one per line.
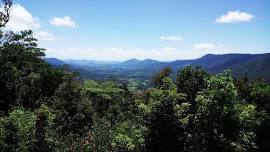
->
4, 4, 56, 42
215, 11, 254, 23
50, 16, 76, 28
160, 35, 182, 41
5, 4, 41, 31
35, 31, 55, 42
194, 43, 218, 50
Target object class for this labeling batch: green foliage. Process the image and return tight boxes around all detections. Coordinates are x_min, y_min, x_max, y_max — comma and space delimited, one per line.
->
127, 79, 149, 91
153, 67, 172, 88
88, 118, 112, 152
250, 81, 270, 110
31, 105, 56, 152
0, 108, 36, 151
145, 94, 183, 152
51, 79, 94, 135
112, 119, 146, 152
176, 65, 209, 108
0, 31, 67, 115
207, 70, 237, 102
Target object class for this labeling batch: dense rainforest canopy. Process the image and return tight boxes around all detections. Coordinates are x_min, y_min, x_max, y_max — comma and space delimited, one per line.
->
1, 1, 270, 151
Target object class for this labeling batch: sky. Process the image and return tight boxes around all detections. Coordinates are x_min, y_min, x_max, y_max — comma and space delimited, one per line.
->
4, 0, 270, 61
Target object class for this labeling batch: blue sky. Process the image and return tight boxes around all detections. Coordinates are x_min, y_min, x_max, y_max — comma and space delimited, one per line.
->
5, 0, 270, 61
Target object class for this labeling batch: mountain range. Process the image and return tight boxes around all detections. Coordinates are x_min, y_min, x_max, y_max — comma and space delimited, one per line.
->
45, 53, 270, 82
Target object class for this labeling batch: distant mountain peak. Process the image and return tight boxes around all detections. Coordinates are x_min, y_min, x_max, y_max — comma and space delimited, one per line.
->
123, 58, 140, 63
130, 58, 140, 61
203, 53, 215, 57
142, 59, 158, 62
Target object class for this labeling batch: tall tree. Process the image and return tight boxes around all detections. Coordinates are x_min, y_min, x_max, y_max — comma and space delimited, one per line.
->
145, 96, 183, 152
31, 112, 51, 152
0, 31, 67, 115
176, 66, 209, 107
153, 67, 172, 89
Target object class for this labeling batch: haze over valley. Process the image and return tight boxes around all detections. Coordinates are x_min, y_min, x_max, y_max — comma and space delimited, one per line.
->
46, 53, 270, 83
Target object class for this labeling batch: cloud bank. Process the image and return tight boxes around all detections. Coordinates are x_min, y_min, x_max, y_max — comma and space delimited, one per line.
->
50, 16, 76, 28
216, 11, 254, 23
46, 47, 228, 61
